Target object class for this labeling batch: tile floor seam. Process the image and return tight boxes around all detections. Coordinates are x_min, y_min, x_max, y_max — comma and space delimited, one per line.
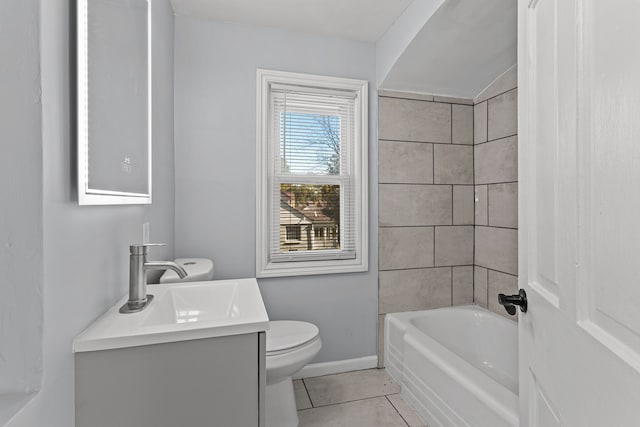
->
297, 371, 420, 426
297, 395, 385, 413
385, 395, 411, 427
301, 378, 314, 408
301, 394, 389, 409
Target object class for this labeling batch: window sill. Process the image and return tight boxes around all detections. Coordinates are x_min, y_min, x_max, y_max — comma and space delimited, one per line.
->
257, 258, 368, 278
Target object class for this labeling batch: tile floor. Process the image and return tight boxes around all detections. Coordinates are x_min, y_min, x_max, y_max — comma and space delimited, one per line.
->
294, 369, 427, 427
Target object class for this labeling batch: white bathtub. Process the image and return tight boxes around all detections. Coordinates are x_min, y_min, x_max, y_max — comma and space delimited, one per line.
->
385, 305, 518, 427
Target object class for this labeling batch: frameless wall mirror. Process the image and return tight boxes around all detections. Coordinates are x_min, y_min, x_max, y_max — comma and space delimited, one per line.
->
77, 0, 152, 205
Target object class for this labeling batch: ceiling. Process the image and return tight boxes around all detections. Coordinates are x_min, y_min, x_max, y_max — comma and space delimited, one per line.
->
170, 0, 518, 98
170, 0, 414, 42
380, 0, 517, 98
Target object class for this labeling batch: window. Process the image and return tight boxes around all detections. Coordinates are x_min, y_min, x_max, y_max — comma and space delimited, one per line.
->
285, 225, 301, 242
256, 69, 368, 277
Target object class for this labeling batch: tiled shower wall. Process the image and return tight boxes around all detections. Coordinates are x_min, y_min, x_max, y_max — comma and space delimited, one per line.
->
377, 66, 519, 366
377, 91, 475, 366
472, 66, 518, 318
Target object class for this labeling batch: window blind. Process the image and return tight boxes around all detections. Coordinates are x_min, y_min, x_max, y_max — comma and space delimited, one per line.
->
268, 84, 357, 262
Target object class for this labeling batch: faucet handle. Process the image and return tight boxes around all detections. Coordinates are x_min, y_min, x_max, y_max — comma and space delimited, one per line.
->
130, 243, 166, 255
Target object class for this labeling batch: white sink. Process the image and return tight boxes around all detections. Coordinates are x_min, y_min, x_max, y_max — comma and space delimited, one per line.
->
73, 278, 269, 353
144, 282, 243, 326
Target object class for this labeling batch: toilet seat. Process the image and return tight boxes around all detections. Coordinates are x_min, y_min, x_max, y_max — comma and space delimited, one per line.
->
266, 321, 320, 356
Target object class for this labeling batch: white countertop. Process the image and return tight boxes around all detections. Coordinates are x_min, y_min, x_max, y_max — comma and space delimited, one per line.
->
73, 278, 270, 353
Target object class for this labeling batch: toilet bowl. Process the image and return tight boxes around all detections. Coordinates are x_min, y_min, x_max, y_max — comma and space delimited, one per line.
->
160, 262, 320, 427
266, 321, 321, 427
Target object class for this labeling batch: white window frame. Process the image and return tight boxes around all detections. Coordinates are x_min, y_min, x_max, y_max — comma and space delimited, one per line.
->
256, 69, 368, 278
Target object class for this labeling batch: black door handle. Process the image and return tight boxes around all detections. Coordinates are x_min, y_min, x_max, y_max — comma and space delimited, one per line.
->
498, 289, 527, 315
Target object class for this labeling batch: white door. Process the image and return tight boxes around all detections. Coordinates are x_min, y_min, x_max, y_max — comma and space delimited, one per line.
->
518, 0, 640, 425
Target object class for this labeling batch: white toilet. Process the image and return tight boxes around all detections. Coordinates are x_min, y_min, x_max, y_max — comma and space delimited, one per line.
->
161, 259, 321, 427
265, 320, 321, 427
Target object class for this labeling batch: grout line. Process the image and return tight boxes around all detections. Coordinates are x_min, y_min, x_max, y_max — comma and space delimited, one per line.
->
379, 180, 474, 186
379, 264, 474, 273
472, 263, 476, 303
486, 268, 490, 306
300, 394, 399, 410
379, 138, 474, 147
450, 266, 454, 305
474, 87, 518, 106
379, 94, 474, 106
472, 104, 476, 304
487, 184, 490, 225
475, 224, 518, 231
485, 97, 489, 142
385, 395, 411, 427
474, 133, 518, 147
451, 185, 454, 225
379, 183, 458, 187
433, 226, 436, 267
485, 267, 518, 278
301, 378, 315, 408
379, 225, 467, 228
450, 104, 453, 144
428, 143, 435, 186
378, 181, 439, 185
473, 180, 518, 186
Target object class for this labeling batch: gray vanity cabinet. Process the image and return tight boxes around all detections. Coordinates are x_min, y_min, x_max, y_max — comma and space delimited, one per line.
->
75, 332, 266, 427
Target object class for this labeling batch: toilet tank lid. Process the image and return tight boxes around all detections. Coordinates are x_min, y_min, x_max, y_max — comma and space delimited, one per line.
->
159, 258, 214, 283
266, 321, 319, 353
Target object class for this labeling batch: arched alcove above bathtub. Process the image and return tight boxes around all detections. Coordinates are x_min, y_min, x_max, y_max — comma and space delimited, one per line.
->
377, 0, 517, 99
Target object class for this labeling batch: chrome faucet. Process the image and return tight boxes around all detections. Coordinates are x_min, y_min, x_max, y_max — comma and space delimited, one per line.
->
119, 243, 188, 314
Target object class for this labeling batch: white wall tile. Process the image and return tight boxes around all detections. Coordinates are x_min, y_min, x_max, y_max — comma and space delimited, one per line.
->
379, 268, 452, 313
379, 97, 451, 143
435, 226, 474, 266
452, 104, 474, 144
379, 140, 433, 184
453, 185, 474, 225
475, 226, 518, 275
379, 184, 452, 226
434, 144, 473, 184
488, 89, 518, 141
453, 266, 474, 305
488, 183, 518, 228
474, 101, 487, 144
474, 266, 488, 308
474, 136, 518, 184
475, 185, 488, 226
379, 227, 434, 270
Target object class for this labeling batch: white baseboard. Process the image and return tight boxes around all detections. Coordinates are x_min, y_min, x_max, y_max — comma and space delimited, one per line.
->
293, 355, 378, 379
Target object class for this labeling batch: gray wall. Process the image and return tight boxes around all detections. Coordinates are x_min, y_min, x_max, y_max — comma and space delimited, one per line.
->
174, 17, 379, 363
8, 1, 176, 425
0, 0, 44, 406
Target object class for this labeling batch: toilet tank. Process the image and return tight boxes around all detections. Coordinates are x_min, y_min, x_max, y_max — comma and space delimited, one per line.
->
160, 258, 214, 283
